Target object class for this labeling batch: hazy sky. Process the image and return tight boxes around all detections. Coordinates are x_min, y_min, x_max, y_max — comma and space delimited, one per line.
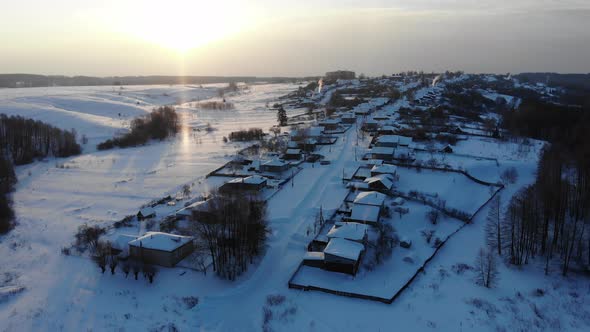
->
1, 0, 589, 76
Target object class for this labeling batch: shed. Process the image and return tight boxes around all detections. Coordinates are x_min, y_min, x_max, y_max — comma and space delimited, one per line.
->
129, 232, 194, 267
137, 207, 156, 221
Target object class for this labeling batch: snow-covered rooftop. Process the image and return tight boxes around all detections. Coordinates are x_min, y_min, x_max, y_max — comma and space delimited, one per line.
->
139, 207, 155, 217
285, 149, 302, 154
371, 164, 398, 175
324, 238, 364, 261
303, 251, 325, 261
371, 147, 394, 155
353, 191, 386, 206
227, 175, 267, 185
262, 159, 287, 167
128, 232, 193, 252
350, 204, 381, 223
327, 222, 368, 241
364, 174, 394, 190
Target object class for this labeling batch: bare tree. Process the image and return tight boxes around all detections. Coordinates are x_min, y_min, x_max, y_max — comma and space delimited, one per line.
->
474, 247, 499, 288
426, 209, 440, 225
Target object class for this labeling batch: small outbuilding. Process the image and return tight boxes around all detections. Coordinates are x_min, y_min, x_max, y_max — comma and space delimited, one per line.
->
129, 232, 194, 268
137, 207, 156, 221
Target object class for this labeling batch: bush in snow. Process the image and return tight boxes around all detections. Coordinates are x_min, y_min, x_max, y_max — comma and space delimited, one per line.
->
75, 224, 106, 253
500, 167, 518, 184
426, 209, 440, 225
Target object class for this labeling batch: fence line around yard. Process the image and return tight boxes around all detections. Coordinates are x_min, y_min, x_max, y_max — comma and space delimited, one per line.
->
288, 185, 505, 304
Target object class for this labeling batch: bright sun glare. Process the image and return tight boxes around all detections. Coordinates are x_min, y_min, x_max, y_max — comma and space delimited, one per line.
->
122, 0, 247, 53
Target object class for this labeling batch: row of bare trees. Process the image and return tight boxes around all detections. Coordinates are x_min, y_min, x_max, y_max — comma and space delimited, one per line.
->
0, 114, 81, 165
190, 193, 268, 280
485, 146, 590, 276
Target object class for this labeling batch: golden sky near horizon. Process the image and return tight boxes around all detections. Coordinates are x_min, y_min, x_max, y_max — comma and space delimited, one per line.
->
1, 0, 590, 76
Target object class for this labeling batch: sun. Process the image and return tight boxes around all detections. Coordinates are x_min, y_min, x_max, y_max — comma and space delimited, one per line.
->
121, 0, 247, 53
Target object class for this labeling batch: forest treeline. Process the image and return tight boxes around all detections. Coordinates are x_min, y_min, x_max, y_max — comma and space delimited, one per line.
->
0, 114, 82, 233
0, 154, 16, 233
497, 98, 590, 275
98, 106, 179, 150
228, 128, 264, 142
0, 114, 81, 165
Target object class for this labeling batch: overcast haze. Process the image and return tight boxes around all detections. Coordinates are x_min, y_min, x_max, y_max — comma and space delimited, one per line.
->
1, 0, 589, 76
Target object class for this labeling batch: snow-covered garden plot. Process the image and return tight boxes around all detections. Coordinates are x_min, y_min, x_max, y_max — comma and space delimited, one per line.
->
290, 200, 465, 300
395, 167, 494, 216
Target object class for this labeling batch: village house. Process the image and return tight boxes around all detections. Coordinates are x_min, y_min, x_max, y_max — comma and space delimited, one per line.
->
370, 146, 394, 161
260, 159, 289, 173
374, 135, 413, 148
318, 118, 341, 131
353, 191, 386, 208
219, 175, 268, 194
370, 164, 398, 177
128, 232, 195, 268
327, 222, 368, 243
340, 112, 357, 124
137, 207, 156, 221
349, 203, 381, 225
364, 174, 394, 192
283, 148, 303, 160
362, 118, 379, 131
323, 238, 365, 275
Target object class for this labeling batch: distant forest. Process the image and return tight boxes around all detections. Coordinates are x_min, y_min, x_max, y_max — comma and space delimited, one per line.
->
0, 114, 82, 233
0, 74, 317, 88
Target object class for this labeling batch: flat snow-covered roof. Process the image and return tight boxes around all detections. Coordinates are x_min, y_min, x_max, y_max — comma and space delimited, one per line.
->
129, 232, 193, 252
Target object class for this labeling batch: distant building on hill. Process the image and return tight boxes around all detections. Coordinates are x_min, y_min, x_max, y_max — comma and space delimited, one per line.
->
325, 70, 356, 80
